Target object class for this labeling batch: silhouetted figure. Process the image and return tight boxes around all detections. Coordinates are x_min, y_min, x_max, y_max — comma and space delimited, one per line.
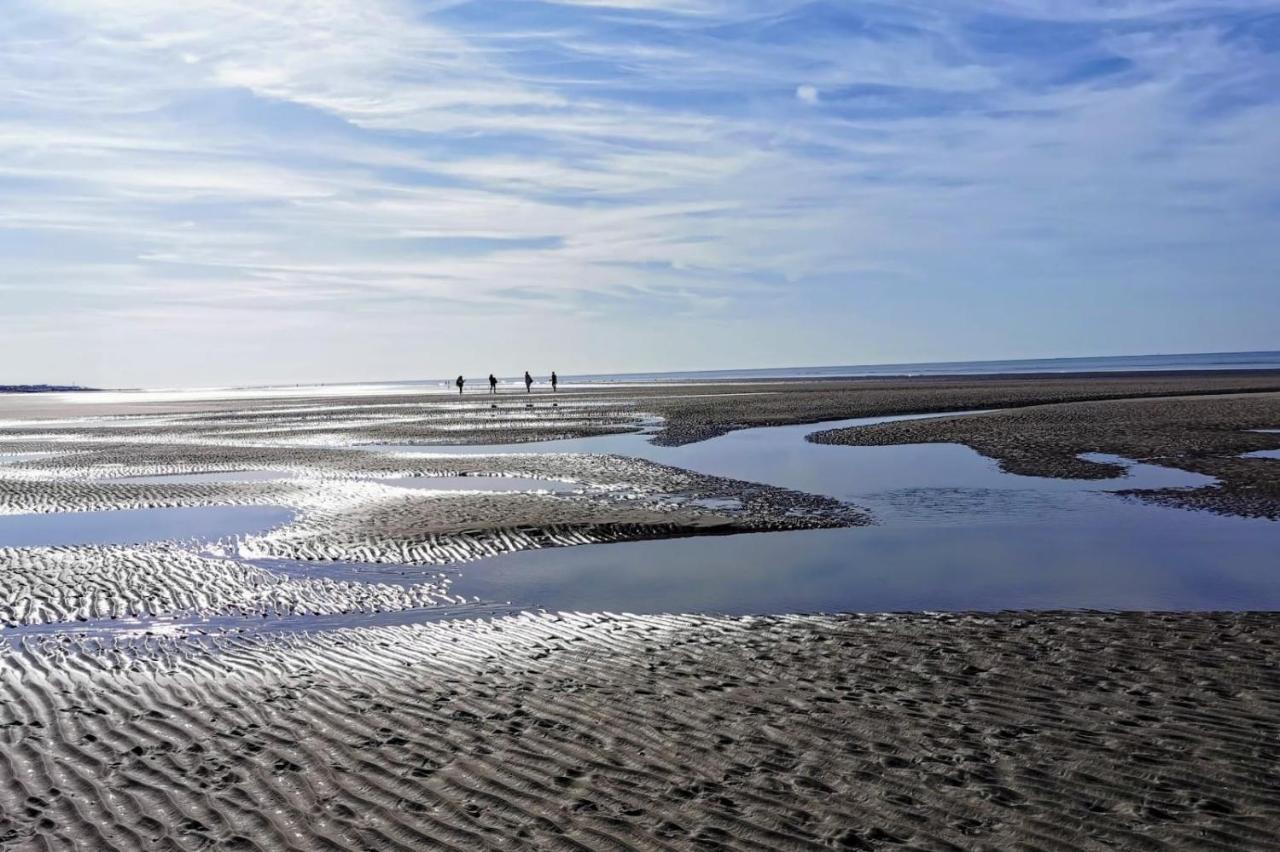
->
456, 375, 464, 395
524, 371, 533, 393
551, 371, 558, 392
488, 373, 497, 394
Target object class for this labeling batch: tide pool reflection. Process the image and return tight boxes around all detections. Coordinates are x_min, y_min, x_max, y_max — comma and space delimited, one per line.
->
450, 502, 1279, 613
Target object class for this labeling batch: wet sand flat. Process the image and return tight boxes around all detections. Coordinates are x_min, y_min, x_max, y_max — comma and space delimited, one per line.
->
2, 612, 1278, 850
813, 392, 1280, 518
2, 373, 1280, 849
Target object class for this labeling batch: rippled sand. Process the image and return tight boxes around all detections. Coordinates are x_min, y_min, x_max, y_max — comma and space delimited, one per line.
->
3, 612, 1278, 850
2, 379, 1279, 849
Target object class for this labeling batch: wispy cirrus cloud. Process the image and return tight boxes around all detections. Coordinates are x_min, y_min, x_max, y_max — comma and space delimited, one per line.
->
1, 0, 1278, 384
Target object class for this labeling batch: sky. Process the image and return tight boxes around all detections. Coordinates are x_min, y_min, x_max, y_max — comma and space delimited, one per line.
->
2, 0, 1279, 387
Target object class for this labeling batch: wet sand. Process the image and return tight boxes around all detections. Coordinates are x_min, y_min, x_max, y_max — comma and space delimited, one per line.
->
814, 391, 1280, 519
2, 373, 1280, 848
2, 612, 1278, 850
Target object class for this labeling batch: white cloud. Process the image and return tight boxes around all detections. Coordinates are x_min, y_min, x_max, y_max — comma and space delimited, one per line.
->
0, 0, 1277, 383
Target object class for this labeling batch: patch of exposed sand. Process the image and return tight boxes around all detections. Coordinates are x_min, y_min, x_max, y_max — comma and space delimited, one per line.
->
1, 612, 1277, 850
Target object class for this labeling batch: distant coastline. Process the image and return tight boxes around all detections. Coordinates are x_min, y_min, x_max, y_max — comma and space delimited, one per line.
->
0, 384, 98, 394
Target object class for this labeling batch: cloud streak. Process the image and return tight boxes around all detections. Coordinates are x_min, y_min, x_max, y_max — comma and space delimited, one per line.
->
1, 0, 1278, 384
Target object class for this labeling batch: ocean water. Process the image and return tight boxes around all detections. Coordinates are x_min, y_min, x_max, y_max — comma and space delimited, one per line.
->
43, 350, 1280, 404
563, 350, 1280, 384
358, 349, 1280, 389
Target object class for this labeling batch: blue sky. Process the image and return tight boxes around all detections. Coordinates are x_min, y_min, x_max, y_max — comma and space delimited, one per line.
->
2, 0, 1279, 386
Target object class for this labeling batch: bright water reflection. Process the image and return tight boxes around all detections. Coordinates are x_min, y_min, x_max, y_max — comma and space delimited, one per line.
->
368, 411, 1278, 612
379, 475, 578, 493
451, 507, 1280, 613
0, 505, 294, 548
375, 412, 1216, 526
111, 470, 291, 484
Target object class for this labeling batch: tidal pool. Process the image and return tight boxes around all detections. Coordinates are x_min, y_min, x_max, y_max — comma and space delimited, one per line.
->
378, 475, 578, 493
110, 470, 292, 484
0, 505, 294, 548
449, 504, 1280, 613
362, 411, 1277, 613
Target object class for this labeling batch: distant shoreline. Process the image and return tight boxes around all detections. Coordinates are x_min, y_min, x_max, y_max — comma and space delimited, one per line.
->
11, 349, 1279, 394
0, 385, 98, 394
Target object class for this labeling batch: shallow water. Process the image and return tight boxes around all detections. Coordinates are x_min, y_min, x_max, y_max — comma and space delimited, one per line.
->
380, 412, 1214, 525
378, 475, 579, 493
0, 452, 61, 463
0, 602, 513, 644
450, 505, 1280, 612
247, 557, 448, 589
1243, 449, 1280, 460
10, 409, 1279, 618
0, 505, 294, 548
111, 470, 291, 484
352, 411, 1279, 612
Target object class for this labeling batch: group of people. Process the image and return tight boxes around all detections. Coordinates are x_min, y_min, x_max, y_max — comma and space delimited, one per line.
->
454, 371, 558, 395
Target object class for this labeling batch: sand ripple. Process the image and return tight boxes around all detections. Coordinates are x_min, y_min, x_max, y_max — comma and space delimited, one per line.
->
0, 545, 452, 627
0, 612, 1277, 849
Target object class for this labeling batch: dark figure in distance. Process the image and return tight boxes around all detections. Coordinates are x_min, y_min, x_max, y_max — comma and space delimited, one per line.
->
524, 371, 533, 393
455, 375, 464, 395
488, 373, 497, 394
551, 371, 558, 392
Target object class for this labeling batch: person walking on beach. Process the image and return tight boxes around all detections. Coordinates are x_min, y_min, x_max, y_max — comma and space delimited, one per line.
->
488, 373, 497, 394
524, 371, 533, 393
551, 371, 558, 392
455, 375, 465, 395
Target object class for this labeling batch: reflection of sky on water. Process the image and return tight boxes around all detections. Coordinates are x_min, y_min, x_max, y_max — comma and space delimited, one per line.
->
6, 411, 1277, 616
111, 470, 291, 484
373, 412, 1215, 526
398, 412, 1278, 613
451, 510, 1279, 613
378, 475, 577, 493
0, 506, 294, 548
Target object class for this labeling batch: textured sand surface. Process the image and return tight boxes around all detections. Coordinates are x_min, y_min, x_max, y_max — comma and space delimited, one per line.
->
813, 392, 1280, 519
0, 545, 452, 627
2, 612, 1278, 850
3, 376, 1280, 850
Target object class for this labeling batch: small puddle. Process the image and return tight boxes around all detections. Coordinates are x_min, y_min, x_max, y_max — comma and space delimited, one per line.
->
245, 557, 452, 590
1243, 449, 1280, 460
0, 505, 294, 548
0, 603, 517, 644
684, 497, 743, 511
1076, 453, 1216, 488
0, 452, 62, 464
377, 475, 579, 493
110, 470, 292, 484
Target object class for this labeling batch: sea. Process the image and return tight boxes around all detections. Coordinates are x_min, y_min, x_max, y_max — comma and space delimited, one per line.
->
27, 350, 1280, 404
374, 349, 1280, 390
563, 350, 1280, 384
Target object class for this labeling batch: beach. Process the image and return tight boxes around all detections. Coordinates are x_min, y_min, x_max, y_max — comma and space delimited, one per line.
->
2, 372, 1279, 848
4, 612, 1279, 850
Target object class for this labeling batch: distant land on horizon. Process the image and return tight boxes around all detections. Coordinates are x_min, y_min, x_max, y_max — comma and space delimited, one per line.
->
0, 384, 98, 394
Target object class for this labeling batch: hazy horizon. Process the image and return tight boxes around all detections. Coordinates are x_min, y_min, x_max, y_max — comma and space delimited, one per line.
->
10, 348, 1280, 392
4, 1, 1279, 386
